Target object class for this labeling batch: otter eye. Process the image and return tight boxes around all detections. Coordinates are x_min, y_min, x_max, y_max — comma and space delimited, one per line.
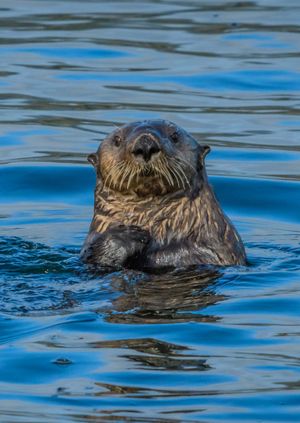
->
113, 135, 122, 147
170, 130, 180, 143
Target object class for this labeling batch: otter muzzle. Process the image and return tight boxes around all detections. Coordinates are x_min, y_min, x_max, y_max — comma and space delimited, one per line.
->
132, 135, 161, 162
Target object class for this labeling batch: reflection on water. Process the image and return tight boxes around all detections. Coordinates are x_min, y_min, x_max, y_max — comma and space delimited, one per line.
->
1, 0, 300, 422
107, 267, 223, 324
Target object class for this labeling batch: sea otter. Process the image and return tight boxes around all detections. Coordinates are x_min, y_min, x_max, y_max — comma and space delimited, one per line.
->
81, 120, 246, 269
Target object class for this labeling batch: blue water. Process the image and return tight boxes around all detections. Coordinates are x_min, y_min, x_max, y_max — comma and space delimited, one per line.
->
1, 1, 300, 422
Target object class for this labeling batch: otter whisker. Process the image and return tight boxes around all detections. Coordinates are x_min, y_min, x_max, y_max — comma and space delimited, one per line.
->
106, 161, 124, 190
152, 162, 161, 178
168, 165, 181, 188
112, 162, 126, 189
165, 164, 175, 187
156, 160, 173, 187
177, 165, 190, 186
119, 165, 131, 190
162, 155, 183, 188
127, 164, 139, 190
154, 161, 166, 184
175, 155, 196, 174
169, 159, 186, 189
151, 163, 160, 179
173, 165, 185, 189
161, 157, 176, 187
135, 164, 141, 185
104, 160, 116, 189
105, 160, 126, 190
171, 158, 190, 186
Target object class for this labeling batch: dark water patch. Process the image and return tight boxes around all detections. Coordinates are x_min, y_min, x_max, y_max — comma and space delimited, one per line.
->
0, 165, 93, 203
213, 176, 300, 223
0, 237, 113, 314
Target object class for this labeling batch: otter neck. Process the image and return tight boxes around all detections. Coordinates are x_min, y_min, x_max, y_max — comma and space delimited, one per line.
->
95, 182, 196, 209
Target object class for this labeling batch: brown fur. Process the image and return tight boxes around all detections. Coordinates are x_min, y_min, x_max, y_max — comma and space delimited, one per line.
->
82, 120, 246, 267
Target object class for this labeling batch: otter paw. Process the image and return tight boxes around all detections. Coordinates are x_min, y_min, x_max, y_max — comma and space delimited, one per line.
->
124, 225, 151, 245
109, 224, 150, 250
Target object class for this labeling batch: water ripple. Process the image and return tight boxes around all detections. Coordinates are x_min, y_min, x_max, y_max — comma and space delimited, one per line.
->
1, 0, 300, 421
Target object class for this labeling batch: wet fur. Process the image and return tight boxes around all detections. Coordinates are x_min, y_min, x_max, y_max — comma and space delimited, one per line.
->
81, 120, 246, 269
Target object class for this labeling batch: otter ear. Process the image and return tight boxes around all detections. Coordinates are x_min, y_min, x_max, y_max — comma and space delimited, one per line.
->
87, 153, 98, 168
198, 145, 211, 163
202, 145, 211, 159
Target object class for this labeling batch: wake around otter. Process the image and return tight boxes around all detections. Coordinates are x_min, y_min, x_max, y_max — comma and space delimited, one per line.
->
81, 120, 246, 269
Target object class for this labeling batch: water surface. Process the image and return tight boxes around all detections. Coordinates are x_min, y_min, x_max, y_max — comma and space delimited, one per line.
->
0, 1, 300, 422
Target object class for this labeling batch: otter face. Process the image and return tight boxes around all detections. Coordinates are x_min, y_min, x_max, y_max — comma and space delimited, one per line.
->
89, 120, 210, 196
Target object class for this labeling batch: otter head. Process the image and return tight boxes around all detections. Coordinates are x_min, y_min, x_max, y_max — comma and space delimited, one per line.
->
88, 120, 210, 197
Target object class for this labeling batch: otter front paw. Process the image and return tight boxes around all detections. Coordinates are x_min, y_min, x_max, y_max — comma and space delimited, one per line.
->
82, 225, 150, 268
109, 224, 150, 258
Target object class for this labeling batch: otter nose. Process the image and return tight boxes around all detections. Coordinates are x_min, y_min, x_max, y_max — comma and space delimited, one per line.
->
132, 135, 161, 162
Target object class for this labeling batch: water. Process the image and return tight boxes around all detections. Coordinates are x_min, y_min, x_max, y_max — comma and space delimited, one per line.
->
0, 0, 300, 421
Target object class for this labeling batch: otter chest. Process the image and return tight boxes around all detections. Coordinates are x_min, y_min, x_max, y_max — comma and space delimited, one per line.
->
94, 195, 196, 244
